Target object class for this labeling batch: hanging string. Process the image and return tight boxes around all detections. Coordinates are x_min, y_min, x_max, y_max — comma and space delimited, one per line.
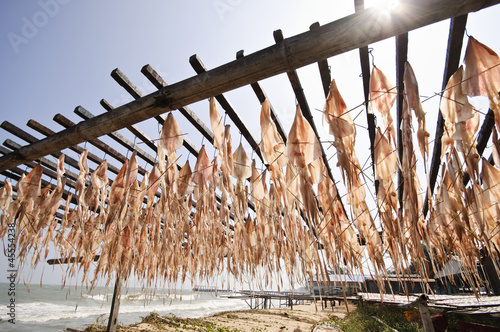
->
368, 47, 375, 67
126, 136, 137, 160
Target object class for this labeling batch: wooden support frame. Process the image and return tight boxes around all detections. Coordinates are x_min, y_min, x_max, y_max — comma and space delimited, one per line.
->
354, 0, 378, 192
395, 32, 408, 203
189, 54, 265, 163
235, 50, 287, 143
2, 0, 497, 173
423, 15, 468, 216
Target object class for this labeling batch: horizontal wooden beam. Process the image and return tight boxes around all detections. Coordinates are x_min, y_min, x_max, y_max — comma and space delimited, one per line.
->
47, 255, 100, 265
27, 119, 122, 175
0, 0, 498, 173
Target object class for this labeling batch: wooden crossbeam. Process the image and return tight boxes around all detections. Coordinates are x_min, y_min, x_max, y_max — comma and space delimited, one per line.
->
235, 50, 287, 143
75, 106, 157, 166
100, 99, 158, 153
395, 33, 408, 203
112, 66, 201, 156
353, 1, 378, 188
27, 119, 122, 175
0, 0, 498, 173
142, 64, 215, 146
273, 28, 339, 189
2, 140, 78, 186
423, 15, 468, 216
309, 23, 332, 99
1, 121, 80, 172
189, 54, 265, 163
53, 113, 148, 176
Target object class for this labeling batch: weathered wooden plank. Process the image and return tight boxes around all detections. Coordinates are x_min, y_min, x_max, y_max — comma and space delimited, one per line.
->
423, 15, 468, 216
395, 32, 408, 203
26, 119, 122, 175
1, 121, 81, 172
235, 50, 287, 143
75, 106, 157, 166
53, 113, 148, 176
189, 54, 265, 163
1, 0, 498, 172
274, 29, 337, 181
141, 64, 167, 90
47, 255, 100, 265
1, 170, 20, 182
2, 141, 78, 186
352, 1, 378, 187
141, 65, 214, 144
309, 22, 332, 98
111, 68, 144, 99
100, 99, 158, 153
112, 68, 201, 156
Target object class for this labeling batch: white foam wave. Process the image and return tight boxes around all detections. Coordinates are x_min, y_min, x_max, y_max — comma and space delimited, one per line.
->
14, 301, 109, 323
7, 294, 247, 324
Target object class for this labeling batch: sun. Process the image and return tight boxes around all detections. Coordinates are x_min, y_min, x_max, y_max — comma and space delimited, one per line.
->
365, 0, 401, 11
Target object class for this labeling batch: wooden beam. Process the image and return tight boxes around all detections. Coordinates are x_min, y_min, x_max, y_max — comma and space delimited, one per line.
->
395, 32, 408, 203
235, 50, 287, 143
1, 0, 498, 172
189, 54, 265, 163
53, 113, 148, 176
273, 29, 338, 187
100, 99, 158, 153
75, 106, 157, 166
47, 255, 100, 265
353, 0, 378, 188
27, 119, 122, 175
111, 68, 144, 99
423, 15, 468, 216
2, 140, 78, 186
309, 22, 332, 98
109, 69, 201, 157
1, 121, 81, 172
111, 67, 200, 156
141, 64, 215, 146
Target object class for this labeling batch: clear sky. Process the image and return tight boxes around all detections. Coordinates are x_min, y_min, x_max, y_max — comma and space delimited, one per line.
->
1, 1, 500, 287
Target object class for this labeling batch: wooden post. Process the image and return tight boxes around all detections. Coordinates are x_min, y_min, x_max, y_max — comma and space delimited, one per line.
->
417, 295, 435, 332
107, 271, 122, 332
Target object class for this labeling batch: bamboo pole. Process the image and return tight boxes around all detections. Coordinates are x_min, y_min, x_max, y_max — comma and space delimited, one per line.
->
0, 0, 498, 173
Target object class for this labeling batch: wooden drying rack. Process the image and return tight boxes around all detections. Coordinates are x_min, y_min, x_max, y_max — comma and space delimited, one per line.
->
1, 1, 500, 331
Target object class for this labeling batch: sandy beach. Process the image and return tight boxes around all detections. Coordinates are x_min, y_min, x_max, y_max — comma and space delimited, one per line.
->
107, 301, 356, 332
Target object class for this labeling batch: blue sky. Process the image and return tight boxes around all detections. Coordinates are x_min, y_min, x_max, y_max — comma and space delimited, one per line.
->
1, 1, 500, 287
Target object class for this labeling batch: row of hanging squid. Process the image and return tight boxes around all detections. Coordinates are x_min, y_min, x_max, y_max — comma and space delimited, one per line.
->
1, 36, 500, 296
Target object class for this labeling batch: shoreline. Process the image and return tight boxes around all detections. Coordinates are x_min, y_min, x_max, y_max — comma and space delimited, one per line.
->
76, 301, 356, 332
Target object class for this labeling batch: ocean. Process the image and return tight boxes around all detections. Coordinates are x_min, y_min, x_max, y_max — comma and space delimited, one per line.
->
0, 282, 250, 331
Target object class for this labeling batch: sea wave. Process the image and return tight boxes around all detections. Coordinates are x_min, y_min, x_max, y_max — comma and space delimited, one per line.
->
15, 301, 109, 322
81, 291, 200, 302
